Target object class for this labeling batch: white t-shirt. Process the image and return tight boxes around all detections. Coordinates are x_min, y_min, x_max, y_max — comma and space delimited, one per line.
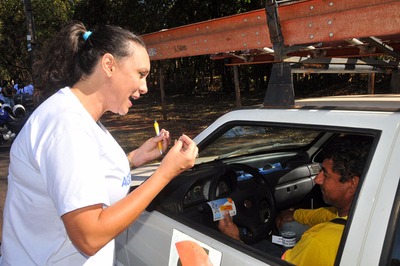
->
1, 87, 131, 265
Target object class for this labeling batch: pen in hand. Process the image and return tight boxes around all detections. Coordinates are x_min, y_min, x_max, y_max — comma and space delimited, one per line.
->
153, 120, 163, 155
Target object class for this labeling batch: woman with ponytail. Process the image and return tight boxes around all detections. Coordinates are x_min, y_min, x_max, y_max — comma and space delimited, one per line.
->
0, 21, 198, 265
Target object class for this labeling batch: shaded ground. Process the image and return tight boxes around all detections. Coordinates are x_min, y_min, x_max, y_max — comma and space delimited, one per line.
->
101, 92, 263, 153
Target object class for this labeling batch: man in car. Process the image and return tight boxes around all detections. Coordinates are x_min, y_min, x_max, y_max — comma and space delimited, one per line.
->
218, 135, 372, 266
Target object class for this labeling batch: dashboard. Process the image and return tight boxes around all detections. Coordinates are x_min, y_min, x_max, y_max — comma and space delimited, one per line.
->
150, 152, 322, 222
183, 179, 231, 205
181, 162, 307, 207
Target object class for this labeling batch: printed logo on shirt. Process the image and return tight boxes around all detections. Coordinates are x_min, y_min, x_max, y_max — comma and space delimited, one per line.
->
121, 173, 131, 187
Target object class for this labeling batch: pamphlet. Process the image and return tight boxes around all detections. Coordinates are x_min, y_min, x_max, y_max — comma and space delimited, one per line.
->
207, 197, 236, 221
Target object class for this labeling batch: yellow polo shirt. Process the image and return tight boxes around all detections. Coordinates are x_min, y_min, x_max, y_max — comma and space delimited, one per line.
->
282, 207, 346, 266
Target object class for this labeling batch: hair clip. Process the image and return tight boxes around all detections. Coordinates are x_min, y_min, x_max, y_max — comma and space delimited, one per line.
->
83, 31, 92, 41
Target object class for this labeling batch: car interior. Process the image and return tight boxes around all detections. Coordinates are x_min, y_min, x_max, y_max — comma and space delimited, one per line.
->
137, 124, 376, 259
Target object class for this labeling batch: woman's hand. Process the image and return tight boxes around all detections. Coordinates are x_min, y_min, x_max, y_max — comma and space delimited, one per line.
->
156, 134, 198, 182
127, 129, 171, 168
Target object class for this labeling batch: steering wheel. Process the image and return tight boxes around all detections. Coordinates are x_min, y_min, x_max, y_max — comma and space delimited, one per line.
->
209, 163, 276, 244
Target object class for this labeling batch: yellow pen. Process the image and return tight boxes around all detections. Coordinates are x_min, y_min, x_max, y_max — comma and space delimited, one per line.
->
153, 120, 163, 155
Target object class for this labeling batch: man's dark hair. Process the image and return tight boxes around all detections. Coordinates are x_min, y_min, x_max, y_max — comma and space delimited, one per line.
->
321, 134, 373, 183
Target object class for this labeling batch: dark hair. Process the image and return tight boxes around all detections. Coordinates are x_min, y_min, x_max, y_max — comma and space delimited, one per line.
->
33, 20, 145, 106
321, 134, 373, 183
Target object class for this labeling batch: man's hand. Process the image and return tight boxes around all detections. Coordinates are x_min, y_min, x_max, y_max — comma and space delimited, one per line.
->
275, 209, 295, 230
218, 211, 240, 241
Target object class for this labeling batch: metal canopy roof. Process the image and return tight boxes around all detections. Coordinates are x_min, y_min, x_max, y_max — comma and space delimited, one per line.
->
141, 0, 400, 68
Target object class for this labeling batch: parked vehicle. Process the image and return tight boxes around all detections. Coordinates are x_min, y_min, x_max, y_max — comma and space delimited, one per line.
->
115, 94, 400, 266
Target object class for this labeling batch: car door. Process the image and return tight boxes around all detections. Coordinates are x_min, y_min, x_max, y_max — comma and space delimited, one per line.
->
115, 210, 293, 266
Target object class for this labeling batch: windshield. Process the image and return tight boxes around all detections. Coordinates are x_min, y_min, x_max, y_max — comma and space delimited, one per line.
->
200, 125, 322, 158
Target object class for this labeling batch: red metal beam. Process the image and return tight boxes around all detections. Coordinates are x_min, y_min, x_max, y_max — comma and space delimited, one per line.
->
141, 0, 400, 61
222, 42, 400, 66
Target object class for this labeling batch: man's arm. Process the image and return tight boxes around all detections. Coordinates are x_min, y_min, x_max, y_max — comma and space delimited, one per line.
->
275, 209, 295, 230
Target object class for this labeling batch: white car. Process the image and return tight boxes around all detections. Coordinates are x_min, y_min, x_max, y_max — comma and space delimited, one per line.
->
115, 94, 400, 266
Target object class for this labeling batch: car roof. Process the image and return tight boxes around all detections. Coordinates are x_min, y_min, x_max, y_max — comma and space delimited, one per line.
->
293, 94, 400, 111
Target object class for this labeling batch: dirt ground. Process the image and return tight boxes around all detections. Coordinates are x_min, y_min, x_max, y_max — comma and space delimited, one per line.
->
0, 92, 260, 243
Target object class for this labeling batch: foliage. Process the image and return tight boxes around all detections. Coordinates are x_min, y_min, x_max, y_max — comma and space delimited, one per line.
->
0, 0, 393, 97
0, 0, 29, 81
0, 0, 267, 93
0, 0, 74, 83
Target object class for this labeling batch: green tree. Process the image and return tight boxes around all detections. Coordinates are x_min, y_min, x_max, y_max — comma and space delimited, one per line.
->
0, 0, 29, 82
0, 0, 74, 83
0, 0, 267, 95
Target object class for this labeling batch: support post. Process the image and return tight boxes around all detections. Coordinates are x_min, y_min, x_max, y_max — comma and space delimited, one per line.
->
23, 0, 36, 78
158, 62, 167, 120
264, 63, 294, 106
263, 0, 295, 107
367, 73, 375, 94
390, 69, 400, 93
233, 66, 241, 107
